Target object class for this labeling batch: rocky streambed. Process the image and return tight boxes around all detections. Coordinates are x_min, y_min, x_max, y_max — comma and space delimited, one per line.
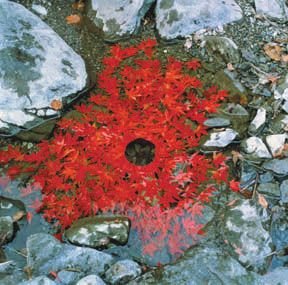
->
1, 0, 288, 284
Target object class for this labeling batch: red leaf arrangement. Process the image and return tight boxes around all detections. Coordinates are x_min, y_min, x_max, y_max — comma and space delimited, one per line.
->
0, 39, 236, 258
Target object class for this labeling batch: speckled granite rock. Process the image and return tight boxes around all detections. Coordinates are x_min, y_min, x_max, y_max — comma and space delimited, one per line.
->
156, 0, 243, 39
0, 0, 87, 137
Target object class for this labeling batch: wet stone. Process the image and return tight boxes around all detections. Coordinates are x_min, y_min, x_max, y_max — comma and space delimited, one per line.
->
128, 244, 258, 284
222, 199, 273, 272
270, 206, 288, 269
64, 216, 130, 248
56, 270, 83, 285
280, 180, 288, 203
255, 0, 288, 19
156, 0, 243, 40
203, 36, 240, 63
104, 260, 142, 285
0, 216, 14, 246
263, 158, 288, 176
260, 267, 288, 285
257, 182, 280, 198
19, 276, 56, 285
203, 128, 238, 148
87, 0, 154, 42
204, 117, 231, 128
27, 233, 114, 277
0, 261, 26, 285
0, 1, 87, 137
76, 275, 106, 285
242, 137, 271, 159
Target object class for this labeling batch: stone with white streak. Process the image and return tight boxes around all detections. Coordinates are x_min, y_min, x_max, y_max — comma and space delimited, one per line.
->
204, 128, 238, 148
242, 137, 271, 159
266, 134, 287, 157
0, 1, 87, 136
249, 108, 266, 134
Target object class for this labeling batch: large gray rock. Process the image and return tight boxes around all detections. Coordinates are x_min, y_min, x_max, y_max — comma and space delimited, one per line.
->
204, 128, 238, 148
221, 199, 273, 271
27, 233, 114, 277
128, 245, 259, 284
0, 0, 87, 137
64, 216, 130, 248
87, 0, 155, 41
255, 0, 288, 20
156, 0, 243, 39
242, 137, 272, 159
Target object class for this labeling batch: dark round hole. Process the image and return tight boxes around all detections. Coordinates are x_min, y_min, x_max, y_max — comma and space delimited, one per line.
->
125, 138, 155, 166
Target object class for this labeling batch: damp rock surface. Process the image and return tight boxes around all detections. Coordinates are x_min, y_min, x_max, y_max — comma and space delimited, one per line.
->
27, 233, 114, 277
64, 216, 130, 248
0, 0, 87, 137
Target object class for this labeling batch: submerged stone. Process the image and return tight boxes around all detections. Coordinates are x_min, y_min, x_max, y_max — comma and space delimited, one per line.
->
222, 199, 273, 272
87, 0, 155, 42
27, 233, 113, 277
65, 216, 130, 248
76, 275, 106, 285
128, 244, 258, 284
0, 216, 14, 245
156, 0, 243, 39
0, 1, 87, 137
104, 260, 142, 285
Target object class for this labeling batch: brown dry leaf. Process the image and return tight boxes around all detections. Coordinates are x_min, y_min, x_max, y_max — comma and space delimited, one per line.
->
50, 99, 63, 110
72, 0, 85, 11
274, 143, 288, 158
227, 63, 234, 71
258, 193, 268, 208
66, 14, 81, 25
231, 150, 243, 165
282, 54, 288, 62
264, 43, 283, 61
267, 75, 279, 84
12, 211, 25, 222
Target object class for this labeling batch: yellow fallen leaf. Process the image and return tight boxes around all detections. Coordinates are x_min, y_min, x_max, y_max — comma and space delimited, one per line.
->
66, 14, 81, 25
264, 43, 283, 61
258, 193, 268, 208
50, 99, 63, 110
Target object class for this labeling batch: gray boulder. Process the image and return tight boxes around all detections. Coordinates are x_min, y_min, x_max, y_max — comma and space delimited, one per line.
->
156, 0, 243, 39
255, 0, 288, 20
26, 233, 113, 277
87, 0, 155, 42
0, 0, 87, 138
